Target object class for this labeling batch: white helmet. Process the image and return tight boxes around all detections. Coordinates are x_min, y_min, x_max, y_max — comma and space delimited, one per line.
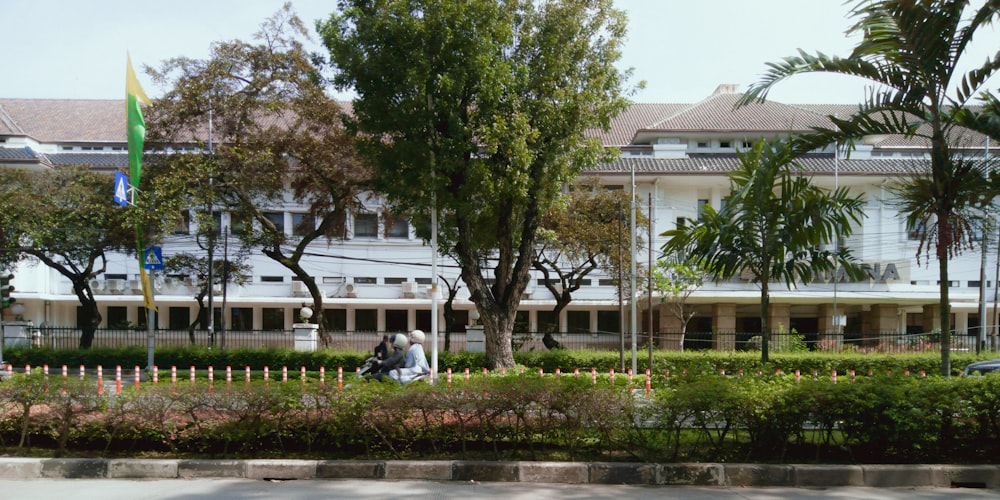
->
409, 329, 425, 344
392, 333, 409, 350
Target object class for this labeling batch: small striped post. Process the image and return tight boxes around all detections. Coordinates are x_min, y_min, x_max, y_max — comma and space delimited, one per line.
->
79, 364, 85, 380
337, 366, 343, 390
501, 367, 506, 378
720, 369, 726, 377
794, 370, 800, 382
170, 366, 177, 385
226, 366, 232, 386
97, 365, 103, 395
591, 367, 597, 385
556, 368, 561, 378
538, 368, 544, 378
245, 366, 251, 385
482, 367, 488, 377
645, 370, 652, 397
152, 366, 159, 385
574, 368, 580, 377
832, 370, 838, 384
464, 367, 470, 381
115, 365, 122, 395
264, 366, 270, 385
189, 366, 196, 386
207, 366, 214, 392
134, 366, 140, 391
62, 365, 68, 381
43, 364, 49, 375
447, 367, 453, 387
300, 366, 306, 384
850, 370, 856, 383
319, 366, 325, 386
25, 364, 30, 376
281, 366, 288, 383
609, 369, 615, 385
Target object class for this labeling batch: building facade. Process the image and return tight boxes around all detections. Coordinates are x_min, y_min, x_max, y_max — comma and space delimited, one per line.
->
1, 84, 996, 349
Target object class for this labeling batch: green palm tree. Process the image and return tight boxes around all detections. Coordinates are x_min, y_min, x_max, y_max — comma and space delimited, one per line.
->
662, 140, 867, 363
739, 0, 1000, 375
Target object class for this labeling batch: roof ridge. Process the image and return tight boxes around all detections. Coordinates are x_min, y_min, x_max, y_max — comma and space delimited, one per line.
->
0, 103, 25, 135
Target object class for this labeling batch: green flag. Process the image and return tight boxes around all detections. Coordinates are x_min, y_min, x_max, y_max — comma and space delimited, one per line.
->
126, 53, 156, 312
126, 53, 151, 187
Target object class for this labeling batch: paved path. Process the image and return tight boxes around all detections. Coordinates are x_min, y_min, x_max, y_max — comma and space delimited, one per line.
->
0, 479, 994, 500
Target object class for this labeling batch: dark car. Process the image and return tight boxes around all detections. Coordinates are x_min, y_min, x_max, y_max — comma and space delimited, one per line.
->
963, 359, 1000, 377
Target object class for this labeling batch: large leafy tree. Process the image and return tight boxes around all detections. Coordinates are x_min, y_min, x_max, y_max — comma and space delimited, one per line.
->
662, 140, 868, 363
738, 0, 1000, 375
321, 0, 632, 368
0, 168, 145, 348
534, 178, 648, 344
144, 5, 366, 345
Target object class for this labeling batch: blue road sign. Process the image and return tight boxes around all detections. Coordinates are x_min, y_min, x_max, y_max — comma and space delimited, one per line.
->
144, 247, 164, 270
114, 171, 129, 206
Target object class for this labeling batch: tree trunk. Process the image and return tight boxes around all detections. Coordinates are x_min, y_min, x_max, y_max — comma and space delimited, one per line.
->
938, 223, 951, 376
479, 304, 516, 369
759, 281, 770, 364
76, 296, 101, 349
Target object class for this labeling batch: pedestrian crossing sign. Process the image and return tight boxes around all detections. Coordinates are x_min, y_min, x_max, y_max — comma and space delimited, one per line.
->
144, 246, 163, 270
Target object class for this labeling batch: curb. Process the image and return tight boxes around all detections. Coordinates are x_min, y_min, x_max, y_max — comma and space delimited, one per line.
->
0, 459, 995, 487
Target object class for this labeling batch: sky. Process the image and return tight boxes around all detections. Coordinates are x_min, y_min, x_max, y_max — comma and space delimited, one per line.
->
4, 0, 1000, 104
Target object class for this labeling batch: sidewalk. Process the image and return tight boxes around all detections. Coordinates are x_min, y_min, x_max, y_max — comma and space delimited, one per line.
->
0, 458, 996, 488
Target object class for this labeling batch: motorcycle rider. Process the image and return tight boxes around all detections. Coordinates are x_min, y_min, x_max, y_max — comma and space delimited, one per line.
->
390, 329, 430, 384
370, 333, 408, 381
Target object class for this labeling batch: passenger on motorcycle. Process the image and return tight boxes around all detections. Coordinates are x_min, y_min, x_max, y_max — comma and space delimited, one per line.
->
389, 329, 430, 384
368, 333, 408, 381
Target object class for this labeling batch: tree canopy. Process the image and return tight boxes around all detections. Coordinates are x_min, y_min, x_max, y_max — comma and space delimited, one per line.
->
144, 4, 366, 344
739, 0, 1000, 374
661, 140, 868, 363
0, 168, 145, 347
320, 0, 633, 368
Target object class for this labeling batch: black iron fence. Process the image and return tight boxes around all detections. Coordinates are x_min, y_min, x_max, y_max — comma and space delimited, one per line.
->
6, 327, 999, 354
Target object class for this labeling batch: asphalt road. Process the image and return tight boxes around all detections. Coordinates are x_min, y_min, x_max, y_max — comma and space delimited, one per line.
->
0, 479, 994, 500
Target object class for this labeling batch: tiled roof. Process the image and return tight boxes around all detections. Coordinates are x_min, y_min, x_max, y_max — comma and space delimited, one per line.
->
588, 154, 928, 176
0, 99, 123, 143
587, 102, 687, 146
644, 86, 835, 133
45, 152, 127, 169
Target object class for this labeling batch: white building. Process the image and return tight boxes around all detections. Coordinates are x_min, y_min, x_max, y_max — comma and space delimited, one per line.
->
1, 84, 996, 350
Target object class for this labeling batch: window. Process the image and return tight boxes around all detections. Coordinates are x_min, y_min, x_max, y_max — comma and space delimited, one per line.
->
741, 140, 753, 149
355, 309, 377, 332
386, 215, 409, 239
106, 306, 128, 328
697, 142, 708, 148
697, 199, 710, 221
230, 307, 252, 330
384, 277, 407, 285
292, 212, 315, 237
567, 310, 590, 333
324, 308, 347, 331
264, 212, 285, 234
168, 307, 189, 330
136, 307, 160, 330
355, 277, 377, 284
598, 278, 617, 286
597, 310, 621, 334
230, 212, 249, 235
173, 211, 190, 235
354, 213, 378, 238
537, 310, 558, 332
262, 308, 285, 331
719, 141, 731, 148
386, 309, 407, 332
261, 276, 284, 283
